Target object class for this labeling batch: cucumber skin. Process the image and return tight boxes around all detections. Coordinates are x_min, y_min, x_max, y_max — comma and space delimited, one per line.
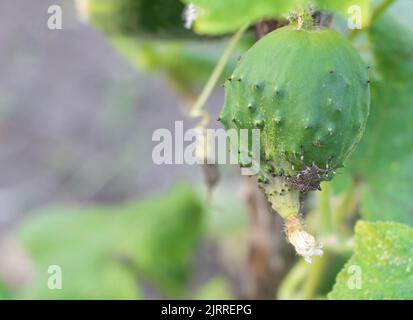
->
220, 26, 370, 177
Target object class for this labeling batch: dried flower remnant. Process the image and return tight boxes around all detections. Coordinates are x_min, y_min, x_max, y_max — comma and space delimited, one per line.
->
285, 215, 323, 263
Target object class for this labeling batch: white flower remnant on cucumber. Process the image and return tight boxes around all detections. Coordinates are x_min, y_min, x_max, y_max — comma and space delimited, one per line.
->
285, 215, 323, 263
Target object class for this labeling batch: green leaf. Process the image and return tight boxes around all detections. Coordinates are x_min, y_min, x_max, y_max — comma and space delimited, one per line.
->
390, 0, 413, 32
109, 37, 243, 95
18, 184, 204, 299
114, 184, 204, 296
329, 221, 413, 299
182, 0, 294, 35
315, 0, 371, 27
344, 14, 413, 225
193, 277, 234, 300
0, 281, 13, 300
18, 208, 140, 300
182, 0, 372, 35
88, 0, 194, 39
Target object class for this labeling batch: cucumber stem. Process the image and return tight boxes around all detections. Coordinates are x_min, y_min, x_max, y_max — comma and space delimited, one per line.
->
262, 176, 300, 218
262, 176, 323, 263
290, 8, 314, 31
318, 181, 333, 235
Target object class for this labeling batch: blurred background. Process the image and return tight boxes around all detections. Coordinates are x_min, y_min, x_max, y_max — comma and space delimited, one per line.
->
1, 0, 412, 300
0, 0, 280, 300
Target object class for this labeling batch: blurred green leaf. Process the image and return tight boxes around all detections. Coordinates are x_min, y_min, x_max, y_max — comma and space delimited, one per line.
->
18, 208, 139, 300
389, 0, 413, 32
315, 0, 371, 27
115, 184, 204, 296
18, 184, 204, 299
205, 182, 247, 237
193, 277, 234, 300
182, 0, 293, 35
329, 221, 413, 299
182, 0, 372, 35
88, 0, 259, 96
110, 37, 241, 95
0, 281, 13, 300
343, 14, 413, 225
88, 0, 193, 39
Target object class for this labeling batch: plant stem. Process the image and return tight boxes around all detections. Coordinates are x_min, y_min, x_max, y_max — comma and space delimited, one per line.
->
277, 259, 309, 299
334, 180, 362, 237
190, 23, 249, 120
263, 176, 300, 219
301, 252, 329, 299
242, 178, 294, 299
371, 0, 396, 23
318, 181, 333, 235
